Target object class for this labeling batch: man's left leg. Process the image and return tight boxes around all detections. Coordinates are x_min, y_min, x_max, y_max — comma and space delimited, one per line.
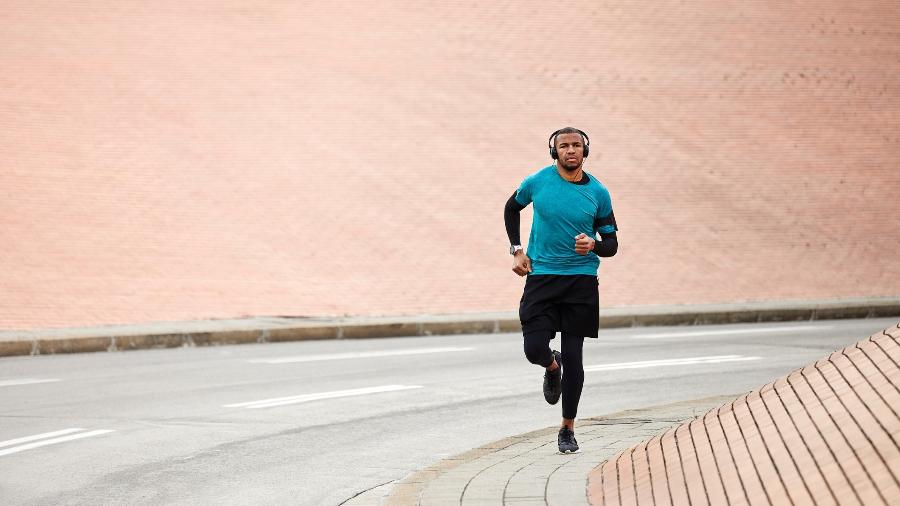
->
558, 331, 585, 453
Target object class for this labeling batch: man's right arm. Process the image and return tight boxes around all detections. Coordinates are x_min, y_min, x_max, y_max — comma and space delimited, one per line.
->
504, 191, 525, 246
504, 191, 532, 276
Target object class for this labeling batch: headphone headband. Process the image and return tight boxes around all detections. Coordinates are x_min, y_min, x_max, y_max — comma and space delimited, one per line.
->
548, 128, 590, 160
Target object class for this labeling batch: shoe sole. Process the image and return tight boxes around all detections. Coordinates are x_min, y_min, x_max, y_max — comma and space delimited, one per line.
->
543, 379, 561, 405
558, 448, 580, 454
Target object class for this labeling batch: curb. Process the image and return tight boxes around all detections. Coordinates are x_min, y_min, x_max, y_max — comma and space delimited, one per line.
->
1, 297, 899, 357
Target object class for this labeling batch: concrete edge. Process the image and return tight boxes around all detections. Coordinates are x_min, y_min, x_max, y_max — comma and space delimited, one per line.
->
2, 297, 899, 357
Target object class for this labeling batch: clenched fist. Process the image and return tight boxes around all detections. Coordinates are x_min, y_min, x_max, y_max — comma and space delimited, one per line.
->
512, 251, 532, 276
574, 233, 595, 255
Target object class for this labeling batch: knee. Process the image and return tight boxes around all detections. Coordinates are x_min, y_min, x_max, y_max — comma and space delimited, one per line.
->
559, 350, 583, 371
523, 334, 551, 366
559, 336, 584, 377
560, 355, 584, 384
523, 341, 544, 365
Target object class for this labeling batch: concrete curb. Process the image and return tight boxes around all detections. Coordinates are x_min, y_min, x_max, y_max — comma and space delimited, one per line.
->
1, 296, 898, 357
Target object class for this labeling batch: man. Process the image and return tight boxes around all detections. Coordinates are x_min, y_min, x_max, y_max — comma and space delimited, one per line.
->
503, 127, 618, 453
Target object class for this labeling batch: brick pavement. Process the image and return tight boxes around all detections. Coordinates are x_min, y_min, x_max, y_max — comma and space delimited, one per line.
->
3, 1, 900, 330
589, 321, 900, 505
345, 322, 900, 505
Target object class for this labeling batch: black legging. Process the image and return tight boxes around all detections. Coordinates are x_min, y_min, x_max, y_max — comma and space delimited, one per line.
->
523, 330, 585, 420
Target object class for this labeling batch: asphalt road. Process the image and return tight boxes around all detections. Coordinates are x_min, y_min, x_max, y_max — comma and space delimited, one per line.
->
1, 317, 897, 505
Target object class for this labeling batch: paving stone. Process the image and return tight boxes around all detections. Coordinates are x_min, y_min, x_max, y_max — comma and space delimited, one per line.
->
588, 326, 900, 506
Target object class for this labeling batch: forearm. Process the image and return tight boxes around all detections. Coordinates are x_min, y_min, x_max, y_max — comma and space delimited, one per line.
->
592, 232, 618, 257
504, 191, 525, 245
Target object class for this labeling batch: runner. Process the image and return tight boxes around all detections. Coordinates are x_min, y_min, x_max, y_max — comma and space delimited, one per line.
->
503, 127, 618, 453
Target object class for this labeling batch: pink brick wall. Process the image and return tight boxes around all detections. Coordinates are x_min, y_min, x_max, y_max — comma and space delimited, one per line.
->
2, 1, 899, 330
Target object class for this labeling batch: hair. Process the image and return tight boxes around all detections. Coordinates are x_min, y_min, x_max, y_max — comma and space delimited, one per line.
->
553, 127, 586, 147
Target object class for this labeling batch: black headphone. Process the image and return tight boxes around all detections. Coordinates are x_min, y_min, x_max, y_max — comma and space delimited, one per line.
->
548, 128, 590, 160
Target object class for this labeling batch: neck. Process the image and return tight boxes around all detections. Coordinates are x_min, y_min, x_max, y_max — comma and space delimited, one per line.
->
556, 163, 583, 183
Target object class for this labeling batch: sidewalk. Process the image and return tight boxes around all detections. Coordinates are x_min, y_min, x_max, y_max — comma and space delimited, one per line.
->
2, 297, 899, 357
345, 396, 735, 506
345, 321, 900, 505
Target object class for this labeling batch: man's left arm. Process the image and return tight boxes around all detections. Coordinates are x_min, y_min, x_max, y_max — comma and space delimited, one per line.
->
575, 190, 618, 257
592, 210, 618, 257
575, 217, 617, 256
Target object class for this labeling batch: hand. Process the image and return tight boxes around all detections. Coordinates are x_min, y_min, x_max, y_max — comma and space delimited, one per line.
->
512, 251, 532, 276
574, 233, 595, 255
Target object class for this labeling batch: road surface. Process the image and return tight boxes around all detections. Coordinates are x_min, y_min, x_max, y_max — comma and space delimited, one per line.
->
1, 317, 896, 505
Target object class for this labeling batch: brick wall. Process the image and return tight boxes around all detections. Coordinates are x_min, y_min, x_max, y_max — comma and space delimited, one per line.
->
2, 1, 898, 329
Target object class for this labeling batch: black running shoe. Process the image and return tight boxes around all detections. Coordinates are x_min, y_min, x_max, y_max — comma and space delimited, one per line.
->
543, 350, 562, 405
558, 426, 579, 453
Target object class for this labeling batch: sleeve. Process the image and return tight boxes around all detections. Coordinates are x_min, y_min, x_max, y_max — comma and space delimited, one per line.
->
504, 191, 525, 246
514, 174, 535, 207
593, 189, 617, 234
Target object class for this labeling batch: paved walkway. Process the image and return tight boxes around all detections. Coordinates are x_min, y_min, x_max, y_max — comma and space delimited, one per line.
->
346, 321, 900, 505
590, 320, 900, 506
345, 397, 735, 506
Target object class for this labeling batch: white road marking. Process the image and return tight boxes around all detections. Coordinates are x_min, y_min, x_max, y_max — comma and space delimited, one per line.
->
0, 428, 86, 449
584, 355, 761, 372
0, 429, 114, 457
224, 384, 424, 409
0, 378, 61, 387
630, 325, 830, 339
249, 347, 474, 364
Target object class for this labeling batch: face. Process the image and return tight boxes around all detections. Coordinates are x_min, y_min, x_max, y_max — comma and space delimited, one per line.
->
555, 132, 585, 171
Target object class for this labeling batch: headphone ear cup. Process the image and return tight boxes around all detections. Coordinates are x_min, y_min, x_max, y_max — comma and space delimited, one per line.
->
583, 144, 589, 158
549, 129, 559, 159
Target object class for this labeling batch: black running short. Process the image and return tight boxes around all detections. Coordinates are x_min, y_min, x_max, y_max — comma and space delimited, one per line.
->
518, 274, 599, 338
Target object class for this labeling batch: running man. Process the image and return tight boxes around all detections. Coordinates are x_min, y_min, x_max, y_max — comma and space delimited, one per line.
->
503, 127, 618, 453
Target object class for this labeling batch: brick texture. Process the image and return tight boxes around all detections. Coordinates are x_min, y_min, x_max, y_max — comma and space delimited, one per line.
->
1, 1, 899, 329
588, 322, 900, 505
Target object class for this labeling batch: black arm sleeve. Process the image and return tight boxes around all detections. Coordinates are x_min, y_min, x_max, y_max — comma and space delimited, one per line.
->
592, 211, 618, 257
593, 210, 618, 233
504, 191, 526, 245
592, 232, 618, 257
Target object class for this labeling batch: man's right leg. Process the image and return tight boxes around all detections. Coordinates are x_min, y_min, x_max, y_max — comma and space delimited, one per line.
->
523, 330, 562, 404
523, 330, 554, 367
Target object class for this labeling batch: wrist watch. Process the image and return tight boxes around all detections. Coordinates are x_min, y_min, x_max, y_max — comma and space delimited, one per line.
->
509, 245, 523, 255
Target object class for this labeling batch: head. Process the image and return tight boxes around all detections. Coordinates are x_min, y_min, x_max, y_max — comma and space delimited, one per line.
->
549, 127, 589, 171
